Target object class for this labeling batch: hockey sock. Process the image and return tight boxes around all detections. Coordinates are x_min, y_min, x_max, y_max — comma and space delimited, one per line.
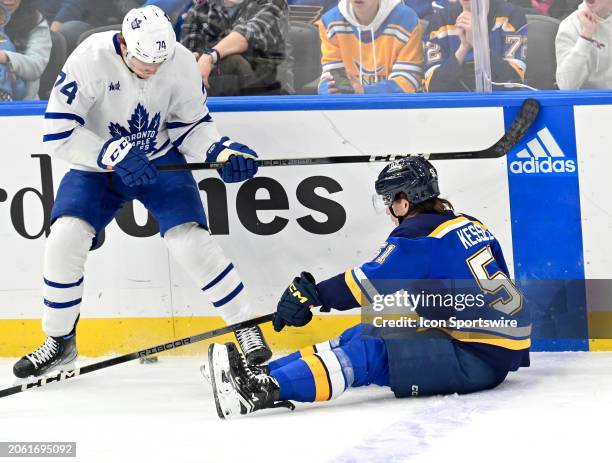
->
271, 349, 350, 402
268, 339, 337, 372
164, 223, 253, 324
42, 217, 94, 337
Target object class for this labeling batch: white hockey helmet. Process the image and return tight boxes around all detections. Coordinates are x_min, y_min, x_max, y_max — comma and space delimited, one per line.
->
122, 5, 176, 64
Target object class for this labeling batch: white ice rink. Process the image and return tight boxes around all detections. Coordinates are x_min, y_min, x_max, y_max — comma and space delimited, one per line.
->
1, 352, 611, 463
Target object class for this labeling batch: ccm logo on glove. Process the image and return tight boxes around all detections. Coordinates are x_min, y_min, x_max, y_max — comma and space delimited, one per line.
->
100, 138, 132, 167
98, 137, 157, 187
289, 283, 310, 305
273, 272, 330, 332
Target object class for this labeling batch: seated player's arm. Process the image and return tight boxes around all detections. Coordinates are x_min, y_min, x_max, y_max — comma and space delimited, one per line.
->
231, 0, 288, 53
273, 237, 433, 331
555, 21, 591, 90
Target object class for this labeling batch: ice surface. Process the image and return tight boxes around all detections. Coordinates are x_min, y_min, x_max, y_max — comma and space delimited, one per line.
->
0, 352, 610, 463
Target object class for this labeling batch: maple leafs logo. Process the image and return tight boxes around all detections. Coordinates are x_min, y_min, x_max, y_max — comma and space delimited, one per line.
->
108, 104, 161, 153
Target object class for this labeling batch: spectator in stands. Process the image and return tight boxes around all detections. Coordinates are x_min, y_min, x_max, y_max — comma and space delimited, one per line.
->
423, 0, 527, 92
511, 0, 580, 20
145, 0, 194, 40
288, 0, 338, 16
0, 0, 51, 100
556, 0, 612, 89
36, 1, 144, 54
181, 0, 292, 96
145, 0, 191, 17
404, 0, 449, 20
35, 0, 88, 53
317, 0, 424, 94
0, 2, 26, 100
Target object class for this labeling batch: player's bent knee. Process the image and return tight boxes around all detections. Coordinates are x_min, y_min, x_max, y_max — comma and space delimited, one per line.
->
47, 217, 95, 249
45, 216, 95, 260
164, 222, 214, 260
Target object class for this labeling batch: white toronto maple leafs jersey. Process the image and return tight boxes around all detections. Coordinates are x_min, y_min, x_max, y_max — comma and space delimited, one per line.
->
43, 31, 221, 172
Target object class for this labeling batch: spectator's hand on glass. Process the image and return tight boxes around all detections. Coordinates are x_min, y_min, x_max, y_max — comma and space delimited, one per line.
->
0, 51, 8, 65
348, 73, 364, 94
197, 53, 214, 88
321, 73, 340, 94
456, 11, 473, 49
50, 21, 63, 32
578, 8, 598, 39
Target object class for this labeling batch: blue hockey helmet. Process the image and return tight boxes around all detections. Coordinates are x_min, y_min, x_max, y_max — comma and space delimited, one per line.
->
375, 156, 440, 206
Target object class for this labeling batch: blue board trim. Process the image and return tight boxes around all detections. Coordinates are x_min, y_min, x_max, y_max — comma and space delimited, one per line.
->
4, 90, 612, 116
532, 339, 589, 352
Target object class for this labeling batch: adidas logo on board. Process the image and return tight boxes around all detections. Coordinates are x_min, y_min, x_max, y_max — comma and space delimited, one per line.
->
510, 127, 576, 174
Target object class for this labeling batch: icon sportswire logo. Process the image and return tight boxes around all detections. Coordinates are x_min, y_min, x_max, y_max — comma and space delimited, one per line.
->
510, 127, 576, 174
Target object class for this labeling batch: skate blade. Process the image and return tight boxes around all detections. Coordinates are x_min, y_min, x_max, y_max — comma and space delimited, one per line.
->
209, 343, 242, 419
200, 362, 211, 384
12, 361, 77, 387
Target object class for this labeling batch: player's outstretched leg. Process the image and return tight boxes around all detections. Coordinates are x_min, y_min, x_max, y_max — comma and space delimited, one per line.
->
208, 342, 294, 419
208, 324, 389, 417
13, 316, 79, 378
164, 223, 271, 364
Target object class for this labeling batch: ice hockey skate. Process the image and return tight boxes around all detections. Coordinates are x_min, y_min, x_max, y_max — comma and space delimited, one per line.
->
13, 331, 77, 379
235, 325, 272, 365
208, 342, 293, 419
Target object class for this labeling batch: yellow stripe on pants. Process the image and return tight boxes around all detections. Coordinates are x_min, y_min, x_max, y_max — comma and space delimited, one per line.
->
300, 354, 331, 401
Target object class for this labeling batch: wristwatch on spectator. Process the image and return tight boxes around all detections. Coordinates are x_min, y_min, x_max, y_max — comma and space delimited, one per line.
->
203, 48, 220, 65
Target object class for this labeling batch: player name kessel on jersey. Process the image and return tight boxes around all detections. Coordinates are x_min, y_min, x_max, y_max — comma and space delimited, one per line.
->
509, 127, 576, 175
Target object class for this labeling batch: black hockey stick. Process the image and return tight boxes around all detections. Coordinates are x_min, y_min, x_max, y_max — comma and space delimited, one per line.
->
0, 313, 274, 399
157, 98, 540, 172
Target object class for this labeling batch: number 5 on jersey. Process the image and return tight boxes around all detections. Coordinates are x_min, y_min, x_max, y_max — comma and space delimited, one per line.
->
467, 246, 523, 315
54, 71, 79, 105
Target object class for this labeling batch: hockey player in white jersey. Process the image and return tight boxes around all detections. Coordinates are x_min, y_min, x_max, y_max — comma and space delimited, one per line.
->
13, 5, 271, 378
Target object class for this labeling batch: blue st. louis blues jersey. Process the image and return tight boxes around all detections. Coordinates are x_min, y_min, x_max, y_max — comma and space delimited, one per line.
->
317, 210, 531, 372
423, 0, 527, 92
43, 31, 221, 172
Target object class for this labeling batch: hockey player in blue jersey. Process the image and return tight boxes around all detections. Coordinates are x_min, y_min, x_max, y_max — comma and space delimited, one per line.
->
13, 5, 272, 379
206, 156, 531, 418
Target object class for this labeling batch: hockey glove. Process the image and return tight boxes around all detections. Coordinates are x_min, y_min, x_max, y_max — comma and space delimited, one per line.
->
206, 136, 258, 183
273, 272, 328, 332
98, 137, 157, 187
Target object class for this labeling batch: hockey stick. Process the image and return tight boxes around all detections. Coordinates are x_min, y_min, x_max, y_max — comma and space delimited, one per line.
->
0, 313, 274, 399
157, 98, 540, 172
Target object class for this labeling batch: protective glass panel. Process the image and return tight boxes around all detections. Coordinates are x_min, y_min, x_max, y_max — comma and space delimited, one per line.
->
0, 0, 611, 100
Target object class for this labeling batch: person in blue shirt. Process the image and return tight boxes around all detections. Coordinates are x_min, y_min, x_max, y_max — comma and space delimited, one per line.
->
144, 0, 191, 17
205, 156, 531, 418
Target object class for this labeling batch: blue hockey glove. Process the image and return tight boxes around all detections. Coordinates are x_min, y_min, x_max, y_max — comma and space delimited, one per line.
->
206, 136, 258, 183
273, 272, 329, 332
98, 137, 157, 187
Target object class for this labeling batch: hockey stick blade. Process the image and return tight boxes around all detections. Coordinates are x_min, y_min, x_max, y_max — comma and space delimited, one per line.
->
157, 98, 540, 171
0, 313, 274, 399
426, 98, 540, 161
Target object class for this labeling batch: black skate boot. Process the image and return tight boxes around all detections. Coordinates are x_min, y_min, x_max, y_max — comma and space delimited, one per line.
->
208, 342, 294, 419
235, 325, 272, 365
200, 355, 268, 384
13, 322, 78, 379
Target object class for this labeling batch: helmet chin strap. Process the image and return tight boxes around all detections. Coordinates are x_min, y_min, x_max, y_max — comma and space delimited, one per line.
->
122, 50, 137, 73
388, 206, 409, 224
